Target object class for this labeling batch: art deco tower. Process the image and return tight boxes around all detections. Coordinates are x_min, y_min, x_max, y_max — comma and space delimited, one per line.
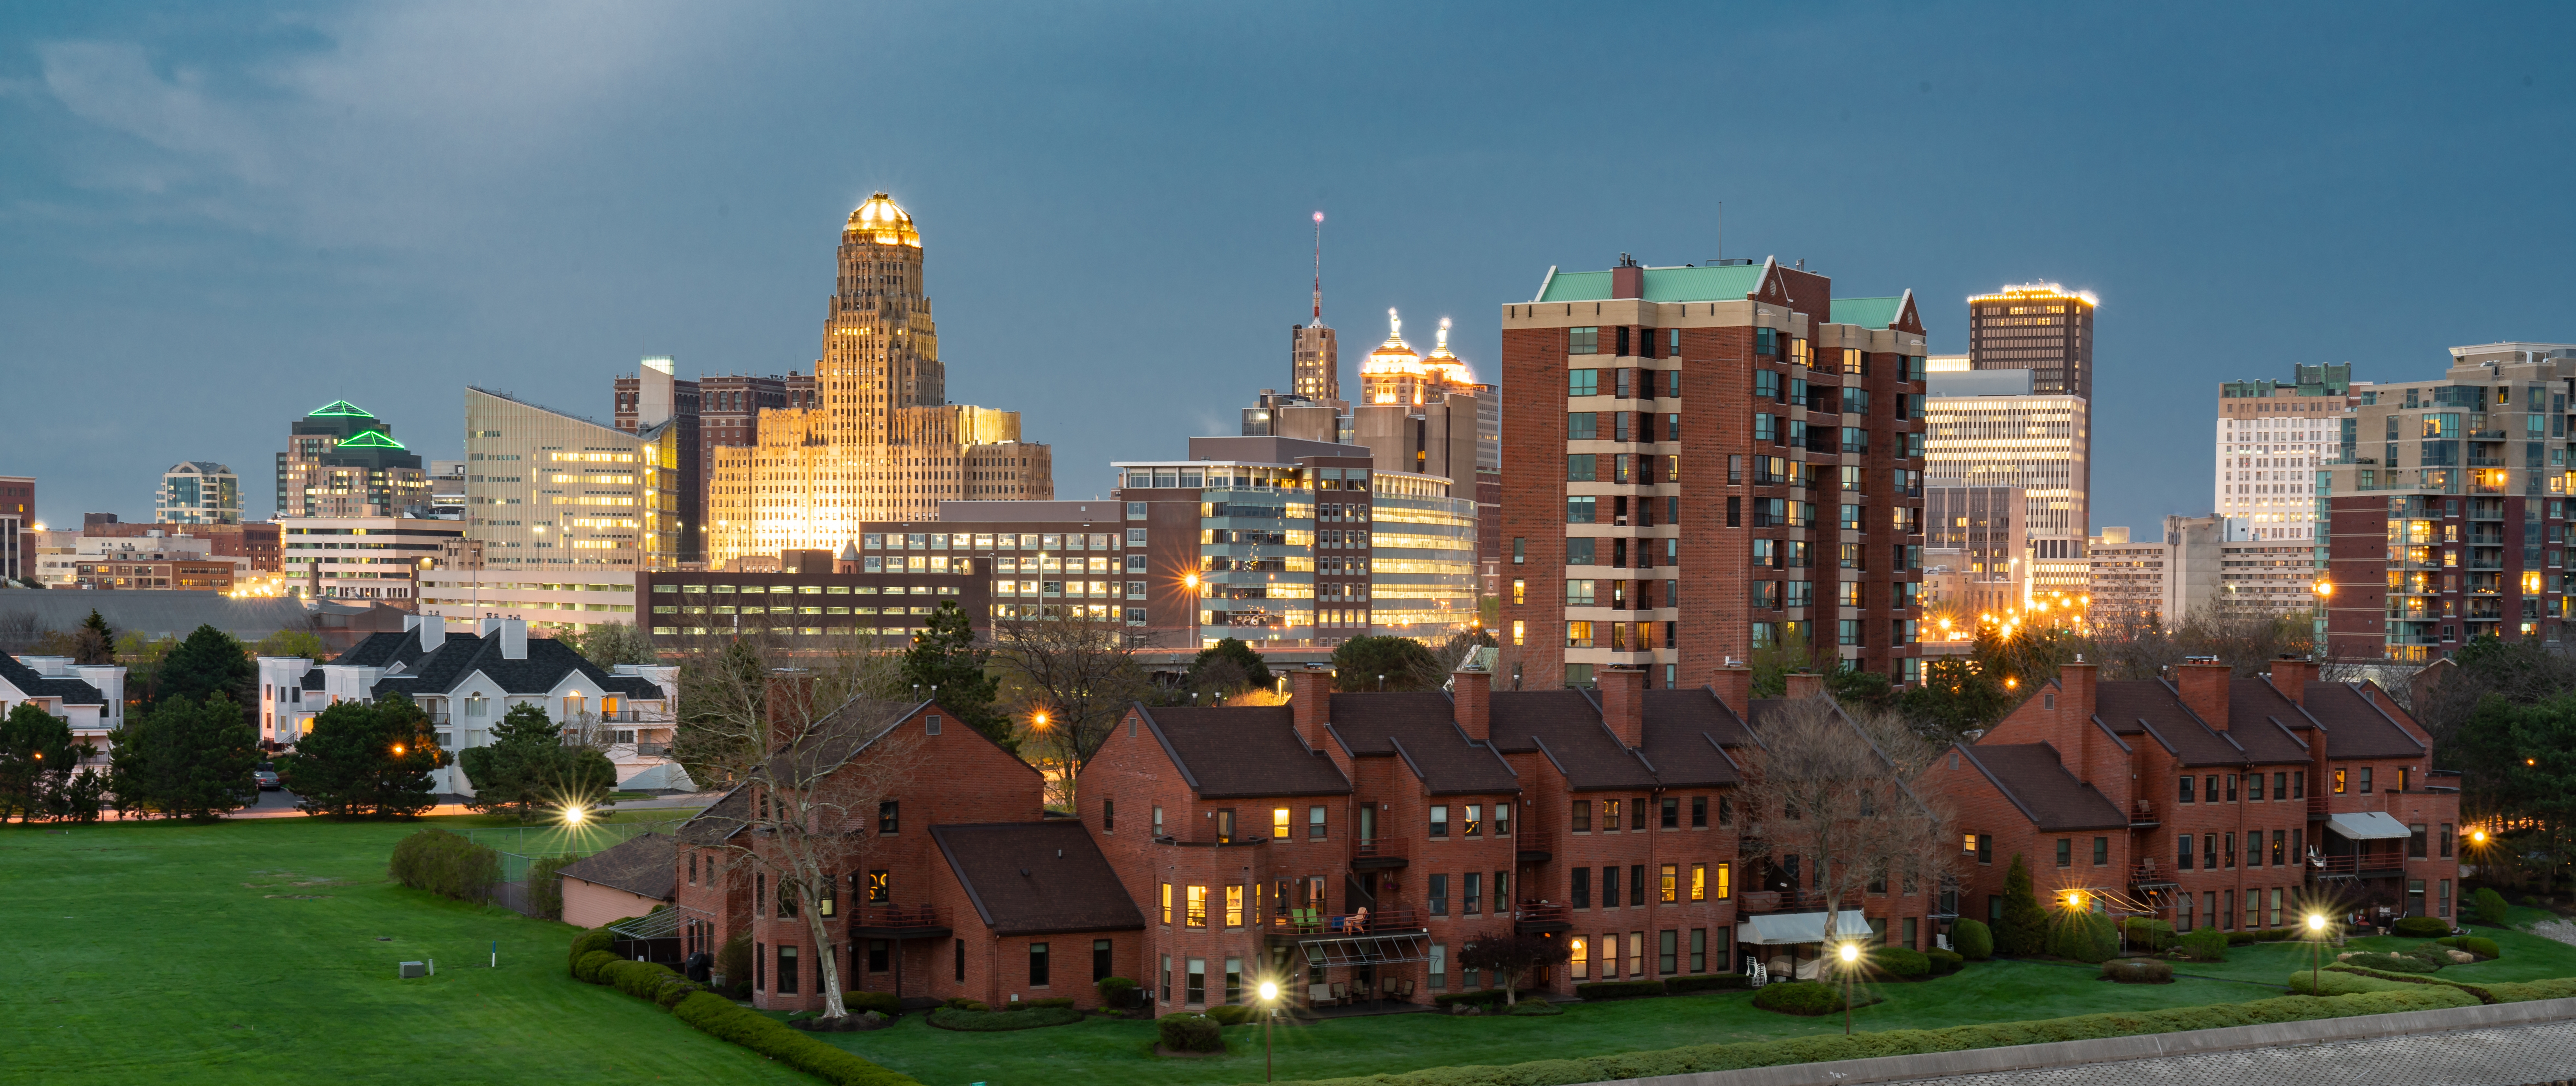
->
823, 194, 943, 443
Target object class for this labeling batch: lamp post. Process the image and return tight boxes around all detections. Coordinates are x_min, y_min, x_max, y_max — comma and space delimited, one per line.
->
1837, 942, 1859, 1034
1257, 979, 1280, 1081
2305, 912, 2327, 995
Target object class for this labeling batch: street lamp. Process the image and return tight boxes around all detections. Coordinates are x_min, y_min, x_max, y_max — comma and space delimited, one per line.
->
564, 804, 588, 826
1837, 941, 1861, 1034
1256, 979, 1281, 1081
2305, 912, 2328, 995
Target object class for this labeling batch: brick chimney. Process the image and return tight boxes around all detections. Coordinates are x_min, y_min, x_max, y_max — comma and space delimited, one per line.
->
2266, 657, 2318, 706
1452, 664, 1491, 742
1598, 664, 1647, 748
1710, 664, 1753, 721
1289, 665, 1334, 750
2056, 663, 2096, 722
1785, 671, 1828, 701
1611, 264, 1644, 300
2173, 660, 2231, 730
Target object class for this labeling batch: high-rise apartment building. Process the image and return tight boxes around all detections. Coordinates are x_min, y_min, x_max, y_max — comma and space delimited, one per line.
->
2217, 364, 2361, 543
275, 401, 430, 518
613, 357, 822, 564
156, 461, 241, 525
1968, 283, 2095, 399
2320, 342, 2576, 662
1923, 367, 2091, 599
1498, 257, 1930, 690
703, 194, 1052, 562
0, 475, 29, 584
465, 387, 680, 572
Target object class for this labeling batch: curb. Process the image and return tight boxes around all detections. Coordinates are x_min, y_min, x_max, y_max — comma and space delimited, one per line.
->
1591, 996, 2576, 1086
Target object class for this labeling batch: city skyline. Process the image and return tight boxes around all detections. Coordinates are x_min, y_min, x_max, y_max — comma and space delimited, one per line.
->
5, 3, 2575, 541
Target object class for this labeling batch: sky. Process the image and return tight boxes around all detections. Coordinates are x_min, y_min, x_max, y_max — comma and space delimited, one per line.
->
3, 1, 2573, 533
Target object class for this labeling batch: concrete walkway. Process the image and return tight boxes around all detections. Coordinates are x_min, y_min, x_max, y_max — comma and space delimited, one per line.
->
1594, 997, 2576, 1086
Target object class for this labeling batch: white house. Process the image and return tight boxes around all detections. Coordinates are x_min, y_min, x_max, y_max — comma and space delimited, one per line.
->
257, 616, 682, 795
0, 654, 127, 765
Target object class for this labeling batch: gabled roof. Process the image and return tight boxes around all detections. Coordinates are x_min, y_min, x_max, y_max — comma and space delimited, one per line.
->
1535, 263, 1769, 304
362, 630, 664, 701
1487, 690, 1658, 791
2225, 679, 2320, 764
1959, 744, 2131, 831
675, 786, 752, 847
932, 822, 1146, 936
556, 832, 677, 901
1638, 688, 1748, 787
2094, 680, 2244, 767
0, 654, 106, 706
1325, 692, 1518, 796
1829, 295, 1905, 330
2301, 682, 2429, 759
1134, 705, 1351, 800
333, 630, 423, 669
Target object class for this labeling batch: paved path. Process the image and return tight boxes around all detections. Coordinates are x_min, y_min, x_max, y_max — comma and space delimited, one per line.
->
213, 790, 716, 820
2529, 918, 2576, 949
1869, 1016, 2576, 1085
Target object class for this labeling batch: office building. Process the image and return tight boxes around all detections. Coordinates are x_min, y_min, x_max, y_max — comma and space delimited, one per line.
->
1498, 257, 1930, 690
86, 520, 281, 573
465, 387, 680, 572
639, 546, 993, 645
418, 570, 640, 634
1924, 366, 2091, 598
1923, 486, 2027, 619
276, 401, 431, 518
1293, 212, 1339, 403
0, 475, 29, 584
426, 461, 466, 520
2319, 342, 2576, 662
2217, 364, 2362, 542
1968, 283, 2095, 399
613, 358, 823, 564
156, 462, 241, 525
281, 515, 466, 603
2086, 526, 2166, 626
70, 532, 235, 592
703, 194, 1054, 563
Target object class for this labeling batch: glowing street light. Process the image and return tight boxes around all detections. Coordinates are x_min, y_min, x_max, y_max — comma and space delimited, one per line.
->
1032, 710, 1051, 730
391, 744, 405, 757
1836, 941, 1861, 1034
2305, 912, 2328, 995
2471, 828, 2489, 845
563, 805, 589, 826
1257, 979, 1282, 1080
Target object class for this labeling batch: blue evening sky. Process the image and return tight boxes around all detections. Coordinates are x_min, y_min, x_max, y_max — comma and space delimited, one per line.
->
3, 2, 2571, 533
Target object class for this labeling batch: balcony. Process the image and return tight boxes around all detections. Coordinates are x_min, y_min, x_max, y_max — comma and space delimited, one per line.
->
2128, 860, 2176, 889
2311, 854, 2407, 880
1267, 907, 1425, 938
1352, 838, 1408, 869
1515, 829, 1555, 865
847, 904, 951, 938
1737, 889, 1847, 915
1511, 902, 1573, 935
2129, 799, 2160, 828
2308, 796, 2329, 818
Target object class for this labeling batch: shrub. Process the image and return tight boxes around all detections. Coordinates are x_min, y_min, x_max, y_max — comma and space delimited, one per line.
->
1433, 990, 1514, 1009
1950, 919, 1993, 960
2438, 936, 2503, 960
1665, 974, 1755, 994
1751, 981, 1846, 1016
2487, 977, 2576, 1003
2289, 968, 2413, 996
2227, 928, 2296, 945
387, 829, 500, 902
1156, 1013, 1225, 1053
2398, 941, 2453, 969
1505, 999, 1564, 1015
2339, 951, 2435, 973
1573, 979, 1664, 1000
2329, 965, 2500, 1004
1204, 1003, 1255, 1025
714, 930, 752, 990
2470, 886, 2512, 927
2178, 928, 2229, 963
1874, 947, 1930, 979
931, 1005, 1082, 1031
1925, 948, 1965, 976
525, 854, 577, 920
1097, 976, 1138, 1008
567, 927, 614, 976
573, 950, 618, 984
2392, 915, 2452, 938
1995, 856, 2047, 956
943, 998, 989, 1012
2045, 912, 2119, 964
2102, 958, 2173, 984
1262, 990, 2474, 1086
2120, 918, 2175, 952
672, 992, 923, 1085
841, 991, 902, 1017
1014, 996, 1077, 1011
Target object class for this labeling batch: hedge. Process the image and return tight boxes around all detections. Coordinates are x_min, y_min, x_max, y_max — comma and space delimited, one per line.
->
1926, 948, 1965, 976
839, 991, 902, 1017
574, 950, 618, 984
2437, 935, 2503, 960
2225, 927, 2301, 946
1950, 918, 1993, 960
2338, 951, 2435, 974
1874, 947, 1929, 979
1433, 990, 1517, 1009
673, 992, 923, 1085
929, 1005, 1083, 1031
388, 828, 500, 902
2178, 928, 2229, 962
1664, 974, 1754, 994
1751, 981, 1849, 1015
2391, 915, 2452, 938
1156, 1013, 1225, 1053
2102, 958, 2173, 984
2470, 886, 2511, 926
568, 927, 614, 975
1268, 990, 2472, 1086
1572, 979, 1663, 1000
2121, 918, 2176, 952
525, 854, 577, 920
2288, 968, 2416, 997
2045, 912, 2119, 964
1505, 1000, 1564, 1016
1204, 1003, 1256, 1025
2486, 977, 2576, 1003
1097, 976, 1138, 1008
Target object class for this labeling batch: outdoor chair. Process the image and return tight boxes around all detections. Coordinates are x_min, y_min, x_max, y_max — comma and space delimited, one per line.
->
1307, 982, 1336, 1007
1329, 982, 1348, 1005
1398, 979, 1415, 999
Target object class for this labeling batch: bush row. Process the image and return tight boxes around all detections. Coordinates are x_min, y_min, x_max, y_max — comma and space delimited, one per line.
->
1951, 918, 1993, 960
674, 992, 923, 1085
2103, 958, 2174, 984
388, 828, 500, 902
1750, 981, 1853, 1015
2437, 935, 2503, 960
1269, 989, 2473, 1086
2392, 915, 2454, 938
1157, 1013, 1225, 1053
928, 1005, 1082, 1031
524, 854, 577, 921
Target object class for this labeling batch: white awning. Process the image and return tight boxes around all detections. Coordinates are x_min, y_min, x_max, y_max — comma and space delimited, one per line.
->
1742, 910, 1875, 946
2327, 811, 2412, 840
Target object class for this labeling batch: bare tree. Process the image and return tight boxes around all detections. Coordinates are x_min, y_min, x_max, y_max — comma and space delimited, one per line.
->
1739, 698, 1959, 949
989, 613, 1151, 808
678, 633, 920, 1022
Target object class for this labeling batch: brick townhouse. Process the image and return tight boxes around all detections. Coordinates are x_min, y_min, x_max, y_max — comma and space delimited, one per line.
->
677, 662, 1948, 1012
1930, 659, 2463, 937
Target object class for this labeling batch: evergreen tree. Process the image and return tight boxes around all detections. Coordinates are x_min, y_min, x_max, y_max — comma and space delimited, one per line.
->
567, 623, 659, 668
252, 628, 328, 662
75, 609, 118, 665
1185, 637, 1274, 697
279, 693, 444, 817
105, 694, 259, 820
1995, 854, 2048, 956
459, 704, 614, 819
900, 601, 1009, 748
156, 624, 256, 711
1328, 635, 1442, 691
0, 701, 78, 822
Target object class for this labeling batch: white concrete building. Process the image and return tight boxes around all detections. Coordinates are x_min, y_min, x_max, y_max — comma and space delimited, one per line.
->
278, 515, 467, 603
2214, 364, 2362, 543
1, 653, 127, 764
416, 569, 637, 636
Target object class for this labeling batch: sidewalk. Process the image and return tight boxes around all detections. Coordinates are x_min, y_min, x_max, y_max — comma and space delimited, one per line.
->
218, 790, 719, 820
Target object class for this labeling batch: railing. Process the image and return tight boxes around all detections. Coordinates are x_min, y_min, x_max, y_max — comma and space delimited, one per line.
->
1738, 889, 1846, 914
1512, 902, 1571, 926
2308, 797, 2329, 817
631, 743, 670, 757
1267, 908, 1423, 936
1352, 838, 1408, 862
2311, 854, 2407, 877
2130, 800, 2157, 824
847, 905, 950, 930
1514, 829, 1555, 856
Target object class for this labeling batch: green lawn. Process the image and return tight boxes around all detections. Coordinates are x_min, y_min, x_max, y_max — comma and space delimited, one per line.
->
0, 815, 808, 1086
2149, 920, 2576, 988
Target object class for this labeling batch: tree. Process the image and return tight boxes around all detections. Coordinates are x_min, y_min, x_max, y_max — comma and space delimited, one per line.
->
156, 624, 256, 711
1184, 637, 1273, 699
458, 703, 615, 820
567, 623, 660, 669
1328, 635, 1442, 691
899, 602, 1009, 748
1737, 697, 1956, 947
1897, 657, 2010, 739
277, 693, 444, 817
1995, 854, 2047, 956
680, 633, 925, 1023
253, 627, 328, 662
990, 614, 1152, 808
673, 639, 775, 790
1827, 663, 1895, 715
105, 694, 260, 820
0, 701, 78, 823
69, 610, 118, 664
1457, 929, 1569, 1005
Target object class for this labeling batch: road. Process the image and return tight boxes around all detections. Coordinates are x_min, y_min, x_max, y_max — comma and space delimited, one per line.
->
1872, 1014, 2576, 1086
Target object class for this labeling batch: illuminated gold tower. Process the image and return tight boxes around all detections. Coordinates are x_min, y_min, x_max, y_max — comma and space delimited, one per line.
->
706, 194, 1053, 564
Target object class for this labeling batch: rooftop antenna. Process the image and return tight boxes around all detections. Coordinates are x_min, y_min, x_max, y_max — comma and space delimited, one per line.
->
1311, 211, 1325, 326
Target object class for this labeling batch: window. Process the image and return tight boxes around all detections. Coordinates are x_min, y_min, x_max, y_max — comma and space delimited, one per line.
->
2360, 767, 2374, 793
1569, 328, 1599, 355
1570, 936, 1589, 979
2441, 822, 2455, 858
1429, 942, 1448, 989
1494, 804, 1511, 838
1185, 885, 1207, 927
1689, 862, 1708, 901
2094, 836, 2109, 866
2179, 835, 2194, 871
1602, 866, 1621, 908
1463, 804, 1482, 838
1572, 801, 1591, 833
1976, 834, 1993, 865
2056, 838, 2071, 868
2294, 770, 2306, 798
1430, 805, 1450, 838
776, 945, 798, 995
1465, 872, 1483, 915
1568, 412, 1599, 440
1569, 369, 1599, 396
867, 939, 890, 973
1659, 930, 1679, 975
1154, 805, 1165, 835
867, 870, 889, 904
755, 942, 765, 990
1660, 864, 1678, 903
1309, 805, 1327, 839
1571, 867, 1591, 909
2180, 776, 2196, 804
1631, 864, 1646, 905
1029, 942, 1050, 987
879, 801, 900, 834
2333, 767, 2347, 794
1602, 798, 1621, 831
2249, 773, 2266, 802
1158, 953, 1170, 1002
1225, 957, 1243, 1005
1094, 939, 1113, 981
1102, 798, 1115, 832
1691, 795, 1708, 828
1566, 496, 1596, 523
2409, 823, 2428, 859
1186, 958, 1206, 1004
2226, 774, 2237, 802
1631, 799, 1648, 831
1159, 882, 1172, 925
1274, 807, 1291, 838
1567, 454, 1598, 482
1628, 931, 1645, 978
1429, 873, 1450, 915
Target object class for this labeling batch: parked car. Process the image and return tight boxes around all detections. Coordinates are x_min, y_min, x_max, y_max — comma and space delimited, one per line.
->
254, 763, 282, 791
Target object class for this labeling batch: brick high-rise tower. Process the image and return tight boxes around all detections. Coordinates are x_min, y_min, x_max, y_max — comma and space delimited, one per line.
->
1497, 257, 1931, 691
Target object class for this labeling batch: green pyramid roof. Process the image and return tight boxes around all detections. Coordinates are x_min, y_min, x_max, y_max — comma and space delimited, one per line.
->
337, 430, 407, 450
310, 400, 376, 418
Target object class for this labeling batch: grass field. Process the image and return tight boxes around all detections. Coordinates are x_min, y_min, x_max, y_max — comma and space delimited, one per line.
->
0, 813, 809, 1086
12, 813, 2571, 1086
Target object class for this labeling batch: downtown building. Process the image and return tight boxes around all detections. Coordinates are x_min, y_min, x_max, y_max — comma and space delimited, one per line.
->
2319, 342, 2576, 663
464, 387, 682, 575
156, 462, 241, 525
613, 356, 822, 565
1924, 362, 2091, 603
703, 194, 1052, 563
2216, 363, 2363, 544
0, 474, 30, 584
276, 401, 431, 518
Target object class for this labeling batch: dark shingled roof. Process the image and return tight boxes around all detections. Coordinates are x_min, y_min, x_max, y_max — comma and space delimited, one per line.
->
1139, 705, 1351, 799
2301, 682, 2429, 759
364, 630, 664, 701
333, 630, 423, 669
2225, 679, 2318, 764
1488, 689, 1659, 791
556, 832, 677, 901
1638, 689, 1747, 787
1326, 692, 1520, 795
1961, 744, 2131, 831
2094, 680, 2244, 767
0, 654, 107, 706
932, 822, 1146, 936
676, 786, 753, 846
